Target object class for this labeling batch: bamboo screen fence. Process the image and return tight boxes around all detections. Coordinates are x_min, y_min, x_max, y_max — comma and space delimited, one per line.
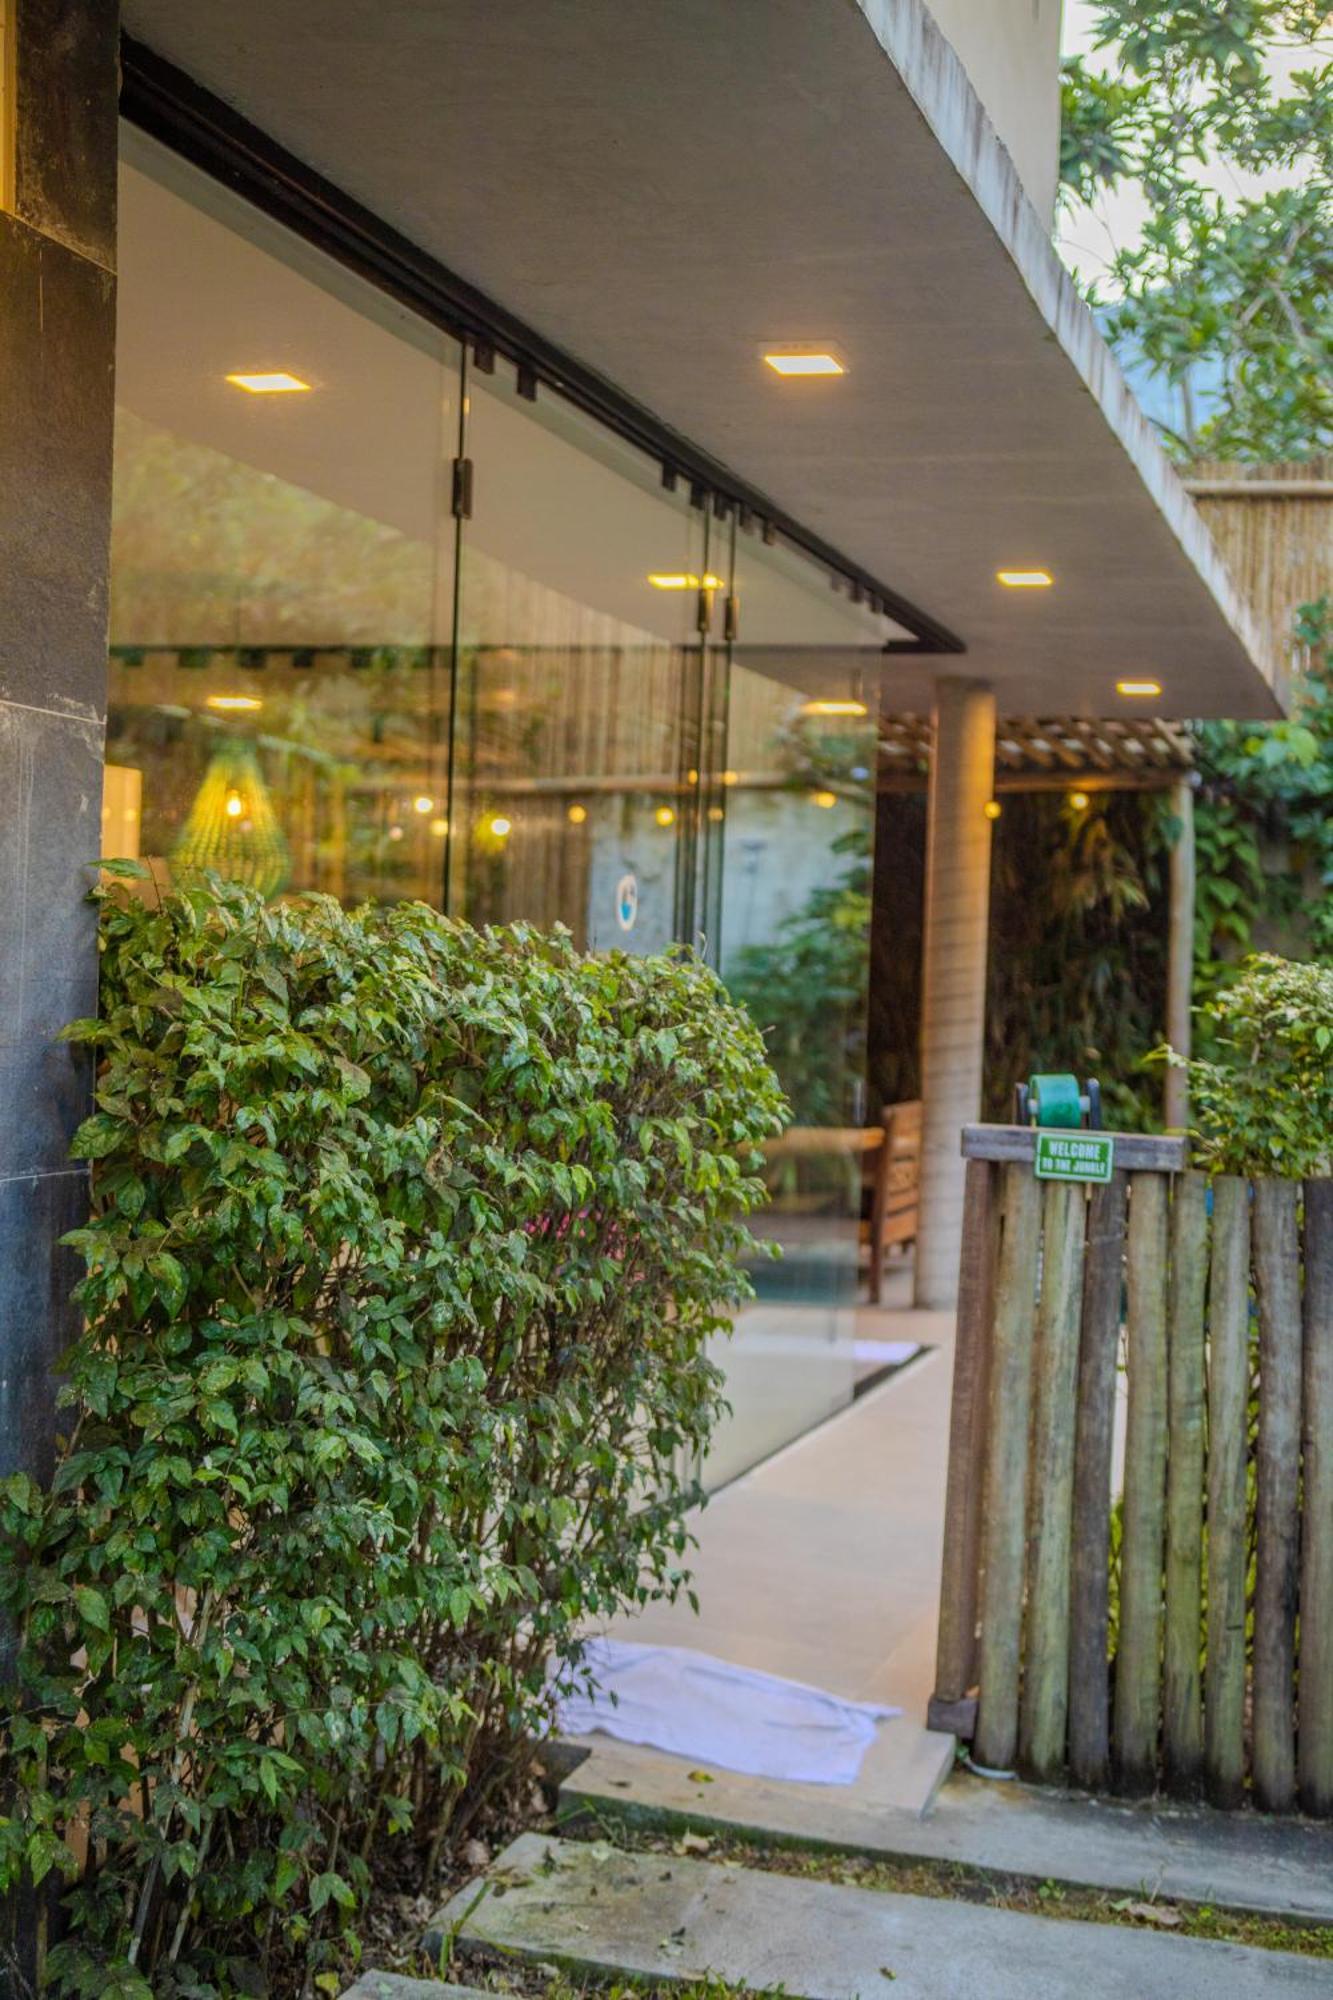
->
1189, 459, 1333, 690
931, 1126, 1333, 1815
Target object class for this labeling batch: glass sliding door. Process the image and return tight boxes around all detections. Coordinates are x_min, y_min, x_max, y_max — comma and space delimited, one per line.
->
704, 532, 888, 1485
449, 359, 715, 953
110, 120, 905, 1489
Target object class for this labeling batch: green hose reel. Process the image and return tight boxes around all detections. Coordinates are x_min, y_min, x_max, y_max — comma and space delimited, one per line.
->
1014, 1072, 1103, 1130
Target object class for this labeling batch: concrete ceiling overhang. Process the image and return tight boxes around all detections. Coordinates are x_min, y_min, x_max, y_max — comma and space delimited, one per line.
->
120, 0, 1282, 720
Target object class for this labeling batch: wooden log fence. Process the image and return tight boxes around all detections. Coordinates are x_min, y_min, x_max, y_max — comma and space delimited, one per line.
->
930, 1124, 1333, 1813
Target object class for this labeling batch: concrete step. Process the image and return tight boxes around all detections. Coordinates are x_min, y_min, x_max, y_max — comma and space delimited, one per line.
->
561, 1755, 1333, 1927
428, 1832, 1326, 1999
341, 1980, 491, 1999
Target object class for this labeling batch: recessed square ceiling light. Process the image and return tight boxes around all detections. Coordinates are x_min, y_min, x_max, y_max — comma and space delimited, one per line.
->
764, 352, 845, 377
226, 371, 312, 394
996, 569, 1053, 588
1116, 678, 1163, 697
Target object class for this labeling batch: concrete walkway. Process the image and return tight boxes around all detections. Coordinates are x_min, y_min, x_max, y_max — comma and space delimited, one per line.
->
432, 1834, 1326, 1999
569, 1298, 958, 1817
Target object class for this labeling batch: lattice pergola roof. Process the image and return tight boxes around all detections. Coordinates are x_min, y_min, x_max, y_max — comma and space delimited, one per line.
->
878, 714, 1194, 792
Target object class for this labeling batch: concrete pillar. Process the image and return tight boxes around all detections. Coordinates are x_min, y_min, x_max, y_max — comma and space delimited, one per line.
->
914, 678, 996, 1309
1163, 776, 1196, 1132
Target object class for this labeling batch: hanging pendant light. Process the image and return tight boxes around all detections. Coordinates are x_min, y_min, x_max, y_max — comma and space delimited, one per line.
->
173, 742, 290, 897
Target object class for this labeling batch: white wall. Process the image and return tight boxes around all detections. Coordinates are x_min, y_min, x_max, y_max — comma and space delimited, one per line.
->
925, 0, 1064, 222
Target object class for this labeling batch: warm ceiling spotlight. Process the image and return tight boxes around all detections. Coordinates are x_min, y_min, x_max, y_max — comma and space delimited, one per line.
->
1069, 790, 1090, 811
224, 790, 245, 820
226, 371, 312, 394
763, 352, 846, 377
996, 569, 1053, 588
429, 817, 449, 838
647, 572, 726, 590
801, 699, 868, 719
1116, 678, 1163, 698
413, 794, 435, 815
984, 799, 1003, 820
707, 805, 725, 822
567, 803, 588, 825
206, 694, 263, 713
722, 769, 739, 786
388, 824, 405, 842
811, 790, 838, 809
655, 805, 677, 827
488, 815, 512, 838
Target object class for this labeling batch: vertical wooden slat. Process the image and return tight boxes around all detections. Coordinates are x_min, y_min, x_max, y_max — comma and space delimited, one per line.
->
1205, 1174, 1251, 1808
932, 1157, 1000, 1711
1114, 1171, 1170, 1794
973, 1162, 1042, 1773
1068, 1171, 1129, 1790
1300, 1178, 1333, 1816
1019, 1178, 1088, 1780
1252, 1177, 1301, 1814
1163, 1170, 1208, 1793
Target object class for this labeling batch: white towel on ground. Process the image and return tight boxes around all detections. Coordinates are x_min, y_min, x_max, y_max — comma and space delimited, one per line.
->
555, 1636, 900, 1786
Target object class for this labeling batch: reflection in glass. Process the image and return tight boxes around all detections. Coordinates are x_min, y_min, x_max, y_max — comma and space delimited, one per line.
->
107, 133, 458, 906
450, 361, 717, 955
704, 535, 885, 1486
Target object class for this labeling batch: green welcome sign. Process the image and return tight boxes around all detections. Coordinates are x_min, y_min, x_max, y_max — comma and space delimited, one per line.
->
1034, 1130, 1115, 1185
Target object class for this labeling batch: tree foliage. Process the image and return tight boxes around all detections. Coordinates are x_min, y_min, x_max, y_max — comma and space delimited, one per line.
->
1165, 950, 1333, 1171
1192, 600, 1333, 1011
1061, 1, 1333, 459
0, 878, 785, 1998
1055, 6, 1333, 1087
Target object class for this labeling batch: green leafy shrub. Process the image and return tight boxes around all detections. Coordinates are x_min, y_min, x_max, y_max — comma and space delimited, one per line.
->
0, 879, 785, 1997
1167, 951, 1333, 1174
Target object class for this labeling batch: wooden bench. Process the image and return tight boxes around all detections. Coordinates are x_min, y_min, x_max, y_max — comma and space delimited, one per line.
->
864, 1099, 922, 1303
761, 1106, 921, 1302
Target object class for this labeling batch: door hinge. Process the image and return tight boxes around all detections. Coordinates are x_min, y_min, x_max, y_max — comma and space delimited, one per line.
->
725, 594, 740, 643
696, 585, 712, 635
452, 457, 474, 520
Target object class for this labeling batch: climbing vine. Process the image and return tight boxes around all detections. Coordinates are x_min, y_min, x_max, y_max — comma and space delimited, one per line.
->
1192, 598, 1333, 1032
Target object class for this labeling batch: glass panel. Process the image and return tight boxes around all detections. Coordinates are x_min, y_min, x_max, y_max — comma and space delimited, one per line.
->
704, 531, 884, 1486
107, 129, 459, 906
450, 360, 708, 951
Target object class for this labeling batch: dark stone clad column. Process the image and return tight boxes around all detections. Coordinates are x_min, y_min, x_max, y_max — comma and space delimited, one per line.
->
1, 6, 117, 1983
0, 0, 116, 1483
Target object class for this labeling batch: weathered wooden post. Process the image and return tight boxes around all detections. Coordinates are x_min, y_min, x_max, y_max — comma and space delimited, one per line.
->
1252, 1178, 1302, 1814
1301, 1178, 1333, 1815
1019, 1179, 1088, 1780
1068, 1173, 1129, 1789
1115, 1173, 1170, 1793
930, 1156, 1000, 1733
973, 1163, 1041, 1773
1163, 1170, 1207, 1792
1205, 1175, 1251, 1808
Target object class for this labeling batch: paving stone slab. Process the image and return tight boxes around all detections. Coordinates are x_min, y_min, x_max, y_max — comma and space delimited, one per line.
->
341, 1978, 492, 1999
563, 1743, 1333, 1925
428, 1833, 1326, 1999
